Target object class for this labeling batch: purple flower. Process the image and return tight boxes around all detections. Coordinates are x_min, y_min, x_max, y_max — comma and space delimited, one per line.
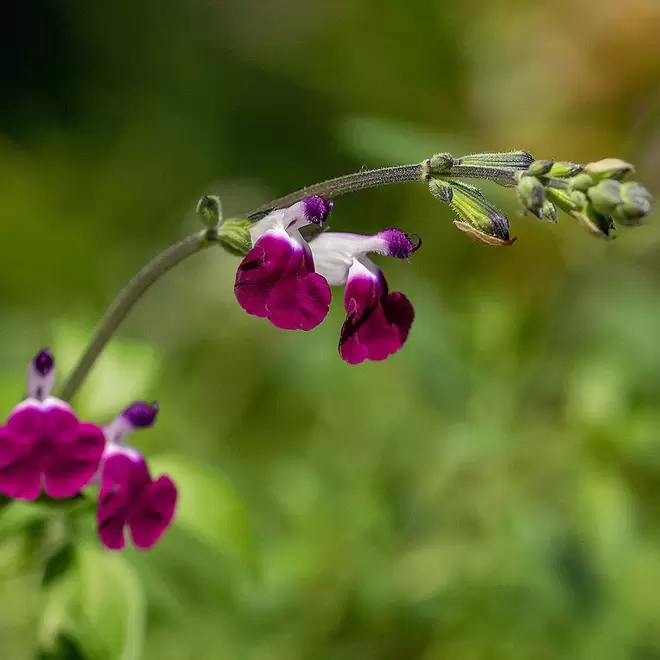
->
310, 229, 419, 364
97, 402, 177, 551
0, 350, 105, 500
234, 196, 333, 331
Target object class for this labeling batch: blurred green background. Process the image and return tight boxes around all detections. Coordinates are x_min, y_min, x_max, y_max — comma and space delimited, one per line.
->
1, 0, 660, 658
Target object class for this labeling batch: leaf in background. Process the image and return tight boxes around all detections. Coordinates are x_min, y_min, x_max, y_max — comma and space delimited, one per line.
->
42, 542, 77, 589
148, 455, 255, 569
0, 499, 51, 538
68, 542, 146, 660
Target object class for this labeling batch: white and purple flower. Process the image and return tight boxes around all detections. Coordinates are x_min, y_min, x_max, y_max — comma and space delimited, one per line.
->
0, 350, 177, 552
97, 402, 177, 551
234, 196, 333, 331
0, 350, 105, 500
234, 198, 420, 363
310, 229, 418, 364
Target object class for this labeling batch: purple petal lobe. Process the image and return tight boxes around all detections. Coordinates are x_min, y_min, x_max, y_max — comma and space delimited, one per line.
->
97, 451, 176, 551
0, 426, 42, 499
235, 231, 330, 331
129, 475, 177, 550
121, 401, 159, 429
43, 422, 105, 498
339, 267, 414, 364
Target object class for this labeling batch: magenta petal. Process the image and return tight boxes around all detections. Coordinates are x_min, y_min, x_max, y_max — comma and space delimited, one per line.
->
268, 271, 331, 331
234, 233, 297, 318
384, 292, 415, 344
0, 428, 41, 499
97, 453, 139, 551
129, 475, 177, 550
43, 423, 105, 498
339, 270, 414, 364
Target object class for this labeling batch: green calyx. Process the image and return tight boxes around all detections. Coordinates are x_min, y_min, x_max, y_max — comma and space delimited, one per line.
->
215, 219, 253, 256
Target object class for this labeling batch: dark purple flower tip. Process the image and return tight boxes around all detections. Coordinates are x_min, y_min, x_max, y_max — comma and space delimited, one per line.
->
33, 349, 55, 377
378, 229, 420, 260
121, 401, 159, 429
303, 196, 333, 225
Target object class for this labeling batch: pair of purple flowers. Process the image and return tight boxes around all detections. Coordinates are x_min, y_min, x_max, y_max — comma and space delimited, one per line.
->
0, 350, 176, 551
234, 196, 419, 364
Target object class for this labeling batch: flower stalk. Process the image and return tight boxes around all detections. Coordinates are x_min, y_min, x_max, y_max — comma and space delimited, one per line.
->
58, 152, 654, 400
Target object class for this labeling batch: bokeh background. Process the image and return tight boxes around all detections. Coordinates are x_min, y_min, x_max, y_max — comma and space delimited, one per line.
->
2, 0, 660, 658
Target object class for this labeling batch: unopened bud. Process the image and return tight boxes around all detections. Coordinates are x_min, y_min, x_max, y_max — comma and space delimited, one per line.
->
527, 160, 554, 177
197, 195, 223, 228
548, 161, 583, 178
569, 173, 595, 192
615, 181, 653, 226
449, 181, 515, 246
588, 180, 623, 216
456, 151, 534, 171
516, 175, 545, 217
572, 203, 615, 240
426, 153, 454, 176
583, 158, 634, 182
541, 199, 557, 223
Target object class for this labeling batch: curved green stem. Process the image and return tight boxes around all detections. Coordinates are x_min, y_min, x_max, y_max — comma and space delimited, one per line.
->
58, 230, 212, 401
58, 163, 425, 401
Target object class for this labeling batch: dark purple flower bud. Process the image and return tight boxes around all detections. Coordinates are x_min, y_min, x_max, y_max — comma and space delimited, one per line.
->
121, 401, 159, 429
33, 349, 54, 376
302, 196, 333, 225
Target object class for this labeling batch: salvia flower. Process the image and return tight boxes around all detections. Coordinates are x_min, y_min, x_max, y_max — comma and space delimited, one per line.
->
310, 229, 418, 364
0, 350, 105, 500
234, 196, 333, 331
97, 402, 177, 551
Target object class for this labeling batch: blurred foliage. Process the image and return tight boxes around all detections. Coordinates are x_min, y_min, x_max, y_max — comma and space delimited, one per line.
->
1, 0, 660, 658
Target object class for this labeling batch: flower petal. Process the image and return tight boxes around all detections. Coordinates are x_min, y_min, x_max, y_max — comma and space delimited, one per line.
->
128, 475, 177, 550
0, 426, 41, 499
339, 261, 414, 364
267, 270, 331, 331
43, 422, 105, 498
235, 231, 297, 318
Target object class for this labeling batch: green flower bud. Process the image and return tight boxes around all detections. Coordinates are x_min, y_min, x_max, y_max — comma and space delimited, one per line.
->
569, 173, 595, 192
448, 181, 515, 246
428, 177, 454, 203
587, 179, 623, 215
572, 203, 615, 240
196, 195, 223, 228
569, 190, 588, 209
548, 161, 583, 178
583, 158, 634, 182
425, 153, 454, 176
516, 175, 546, 217
217, 219, 252, 256
527, 160, 554, 177
541, 199, 557, 223
614, 181, 653, 226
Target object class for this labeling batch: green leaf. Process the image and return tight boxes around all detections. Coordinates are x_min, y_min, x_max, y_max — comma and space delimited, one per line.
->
68, 542, 146, 660
0, 499, 51, 538
42, 542, 76, 588
148, 454, 255, 567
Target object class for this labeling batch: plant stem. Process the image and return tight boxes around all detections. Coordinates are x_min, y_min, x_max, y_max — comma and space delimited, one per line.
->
58, 230, 211, 401
57, 163, 426, 401
247, 164, 424, 220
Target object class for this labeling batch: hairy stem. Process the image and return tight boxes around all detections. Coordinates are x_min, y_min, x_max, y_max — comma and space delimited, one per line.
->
58, 164, 425, 401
